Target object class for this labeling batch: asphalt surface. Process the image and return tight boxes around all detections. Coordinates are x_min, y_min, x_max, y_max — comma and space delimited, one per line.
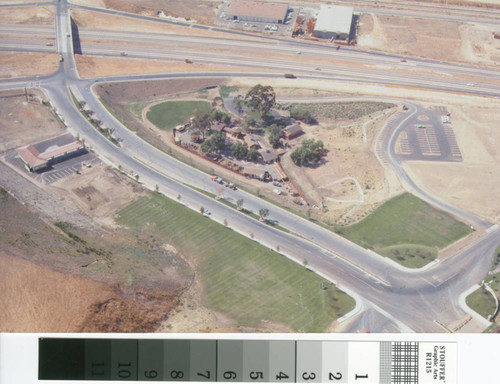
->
1, 0, 499, 333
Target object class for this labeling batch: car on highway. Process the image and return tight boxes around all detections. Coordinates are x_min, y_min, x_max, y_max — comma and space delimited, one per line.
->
203, 209, 211, 216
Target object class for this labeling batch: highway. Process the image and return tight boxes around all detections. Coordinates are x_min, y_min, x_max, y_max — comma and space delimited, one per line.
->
1, 0, 499, 333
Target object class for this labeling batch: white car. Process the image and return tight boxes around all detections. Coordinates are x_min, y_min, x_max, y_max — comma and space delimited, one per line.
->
203, 209, 211, 215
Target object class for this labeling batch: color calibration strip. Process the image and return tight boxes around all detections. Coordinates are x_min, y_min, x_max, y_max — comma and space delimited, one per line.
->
38, 339, 456, 383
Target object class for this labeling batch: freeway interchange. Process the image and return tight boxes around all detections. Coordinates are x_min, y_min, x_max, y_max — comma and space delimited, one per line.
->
1, 0, 500, 333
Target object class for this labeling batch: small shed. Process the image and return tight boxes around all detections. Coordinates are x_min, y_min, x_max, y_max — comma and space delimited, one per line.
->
227, 126, 245, 139
244, 134, 262, 149
283, 124, 303, 139
210, 122, 227, 133
260, 148, 278, 163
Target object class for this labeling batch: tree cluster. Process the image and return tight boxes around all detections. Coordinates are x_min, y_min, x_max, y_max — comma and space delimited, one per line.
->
231, 142, 259, 161
290, 139, 325, 166
290, 109, 317, 125
267, 124, 282, 149
211, 109, 231, 125
245, 84, 276, 117
201, 131, 226, 154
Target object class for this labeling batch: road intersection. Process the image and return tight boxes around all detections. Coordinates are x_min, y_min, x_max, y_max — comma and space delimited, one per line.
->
1, 0, 499, 332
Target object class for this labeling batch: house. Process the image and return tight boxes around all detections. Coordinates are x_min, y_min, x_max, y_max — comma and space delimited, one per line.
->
227, 126, 245, 139
260, 148, 278, 164
210, 122, 227, 133
282, 124, 303, 139
244, 134, 262, 149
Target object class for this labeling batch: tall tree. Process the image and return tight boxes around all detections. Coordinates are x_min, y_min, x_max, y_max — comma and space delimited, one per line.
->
245, 84, 276, 117
201, 131, 226, 154
231, 142, 248, 159
259, 208, 269, 221
191, 111, 212, 139
268, 124, 282, 148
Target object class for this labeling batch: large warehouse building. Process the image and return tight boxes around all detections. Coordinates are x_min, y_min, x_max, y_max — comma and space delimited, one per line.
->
226, 0, 289, 24
313, 5, 353, 40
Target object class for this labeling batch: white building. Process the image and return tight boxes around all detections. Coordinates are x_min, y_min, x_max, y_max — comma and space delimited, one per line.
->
313, 5, 353, 40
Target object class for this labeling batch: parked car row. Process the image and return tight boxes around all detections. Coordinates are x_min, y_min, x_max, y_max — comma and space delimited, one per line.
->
210, 175, 237, 190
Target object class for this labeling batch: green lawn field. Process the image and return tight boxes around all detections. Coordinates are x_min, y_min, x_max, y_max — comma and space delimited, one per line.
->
466, 286, 497, 319
337, 193, 473, 268
117, 193, 355, 332
146, 100, 211, 130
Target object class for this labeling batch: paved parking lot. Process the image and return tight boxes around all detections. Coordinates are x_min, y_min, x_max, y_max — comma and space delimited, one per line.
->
396, 106, 462, 162
40, 153, 100, 184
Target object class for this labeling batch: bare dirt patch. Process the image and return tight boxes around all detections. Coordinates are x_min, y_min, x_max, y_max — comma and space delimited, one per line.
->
0, 5, 54, 25
71, 8, 259, 39
0, 52, 57, 78
404, 102, 500, 223
48, 162, 146, 227
0, 89, 64, 151
71, 0, 222, 25
277, 102, 400, 225
358, 13, 500, 66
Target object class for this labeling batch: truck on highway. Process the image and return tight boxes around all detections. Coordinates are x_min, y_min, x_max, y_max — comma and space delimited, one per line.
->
185, 59, 193, 64
284, 73, 296, 79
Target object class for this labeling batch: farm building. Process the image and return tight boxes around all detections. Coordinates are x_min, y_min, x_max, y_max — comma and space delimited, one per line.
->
16, 140, 85, 172
210, 122, 227, 132
260, 148, 278, 163
313, 5, 353, 40
283, 124, 303, 139
244, 134, 262, 149
226, 0, 289, 24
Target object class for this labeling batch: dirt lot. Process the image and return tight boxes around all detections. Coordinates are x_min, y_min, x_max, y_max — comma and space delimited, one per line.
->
0, 5, 54, 24
280, 105, 400, 225
0, 89, 64, 150
48, 162, 146, 227
357, 13, 500, 65
404, 100, 500, 223
71, 0, 222, 25
71, 8, 261, 39
0, 53, 58, 78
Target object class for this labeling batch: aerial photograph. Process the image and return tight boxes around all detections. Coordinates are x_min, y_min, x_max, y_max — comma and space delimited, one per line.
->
1, 0, 499, 341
